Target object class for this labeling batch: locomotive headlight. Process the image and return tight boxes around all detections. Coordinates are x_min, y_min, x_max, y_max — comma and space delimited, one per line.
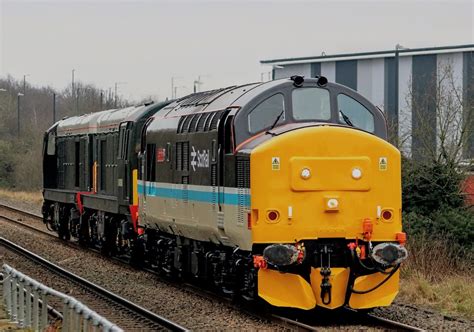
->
263, 244, 304, 266
371, 243, 408, 266
352, 167, 362, 179
301, 168, 311, 179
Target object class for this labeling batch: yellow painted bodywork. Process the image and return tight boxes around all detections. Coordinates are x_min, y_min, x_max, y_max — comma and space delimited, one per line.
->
132, 169, 138, 206
258, 269, 316, 310
349, 270, 400, 309
290, 157, 371, 192
251, 126, 402, 310
250, 126, 402, 243
92, 161, 98, 193
310, 267, 349, 309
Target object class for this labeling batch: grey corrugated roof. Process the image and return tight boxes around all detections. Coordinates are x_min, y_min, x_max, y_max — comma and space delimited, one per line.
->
261, 44, 474, 65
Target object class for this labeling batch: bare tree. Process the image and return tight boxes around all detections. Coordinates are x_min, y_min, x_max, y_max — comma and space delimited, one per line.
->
401, 60, 473, 167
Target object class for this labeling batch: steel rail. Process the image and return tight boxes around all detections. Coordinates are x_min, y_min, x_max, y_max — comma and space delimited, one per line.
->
0, 203, 42, 219
0, 236, 188, 332
365, 312, 425, 331
0, 212, 53, 238
272, 309, 425, 332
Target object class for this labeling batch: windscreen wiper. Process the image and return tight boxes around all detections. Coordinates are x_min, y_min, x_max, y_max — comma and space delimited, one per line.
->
267, 110, 284, 133
339, 110, 354, 127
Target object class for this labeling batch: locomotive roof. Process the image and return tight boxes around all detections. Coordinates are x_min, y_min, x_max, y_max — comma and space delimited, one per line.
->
155, 80, 287, 118
153, 78, 355, 119
55, 104, 152, 137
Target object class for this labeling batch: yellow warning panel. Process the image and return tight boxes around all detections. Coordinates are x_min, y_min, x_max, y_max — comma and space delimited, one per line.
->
379, 157, 388, 171
258, 269, 316, 310
271, 156, 280, 170
310, 267, 349, 309
349, 270, 400, 309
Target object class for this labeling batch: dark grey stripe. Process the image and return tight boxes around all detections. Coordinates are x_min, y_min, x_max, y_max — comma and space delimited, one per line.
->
335, 60, 357, 90
463, 51, 474, 158
412, 54, 437, 160
384, 57, 397, 133
310, 63, 321, 77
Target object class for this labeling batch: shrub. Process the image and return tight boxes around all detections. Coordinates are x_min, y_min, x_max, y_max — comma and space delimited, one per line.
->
403, 208, 474, 261
402, 158, 465, 215
402, 158, 474, 265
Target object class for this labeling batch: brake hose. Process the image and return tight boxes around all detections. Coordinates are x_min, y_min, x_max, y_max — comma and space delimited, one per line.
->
351, 247, 394, 275
350, 264, 400, 294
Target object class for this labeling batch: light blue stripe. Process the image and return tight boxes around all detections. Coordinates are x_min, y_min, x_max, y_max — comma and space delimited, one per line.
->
138, 183, 250, 206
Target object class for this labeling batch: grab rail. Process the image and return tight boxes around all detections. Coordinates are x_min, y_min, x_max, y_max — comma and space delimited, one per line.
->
1, 264, 123, 332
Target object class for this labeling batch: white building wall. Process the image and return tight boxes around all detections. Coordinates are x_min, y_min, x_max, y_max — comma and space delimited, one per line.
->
371, 58, 385, 110
321, 62, 336, 83
274, 63, 311, 80
357, 59, 385, 110
356, 60, 373, 101
398, 55, 413, 157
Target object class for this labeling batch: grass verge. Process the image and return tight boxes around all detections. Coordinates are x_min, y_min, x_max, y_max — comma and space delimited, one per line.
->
399, 237, 473, 319
0, 188, 43, 209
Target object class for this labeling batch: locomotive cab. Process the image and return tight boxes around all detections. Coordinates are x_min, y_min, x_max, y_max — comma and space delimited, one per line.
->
230, 77, 407, 310
232, 76, 388, 149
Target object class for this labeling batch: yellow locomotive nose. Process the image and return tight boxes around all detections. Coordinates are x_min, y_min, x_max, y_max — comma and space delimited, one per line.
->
250, 125, 402, 243
250, 125, 404, 310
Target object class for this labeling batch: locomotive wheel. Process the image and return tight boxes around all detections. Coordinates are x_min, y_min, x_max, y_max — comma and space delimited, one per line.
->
130, 237, 145, 268
78, 212, 91, 246
101, 217, 118, 257
58, 206, 70, 241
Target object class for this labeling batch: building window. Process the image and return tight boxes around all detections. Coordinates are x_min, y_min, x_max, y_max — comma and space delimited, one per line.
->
292, 88, 330, 120
248, 94, 285, 134
337, 94, 375, 133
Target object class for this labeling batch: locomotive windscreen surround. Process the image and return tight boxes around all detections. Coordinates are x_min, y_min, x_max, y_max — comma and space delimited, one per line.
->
43, 76, 407, 311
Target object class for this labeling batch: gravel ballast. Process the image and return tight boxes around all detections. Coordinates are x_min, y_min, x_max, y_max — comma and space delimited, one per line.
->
0, 220, 283, 330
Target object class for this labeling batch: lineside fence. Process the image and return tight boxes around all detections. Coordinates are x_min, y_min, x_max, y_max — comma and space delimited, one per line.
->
1, 264, 123, 332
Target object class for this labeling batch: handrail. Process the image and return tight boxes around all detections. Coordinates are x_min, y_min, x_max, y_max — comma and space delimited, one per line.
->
1, 264, 123, 332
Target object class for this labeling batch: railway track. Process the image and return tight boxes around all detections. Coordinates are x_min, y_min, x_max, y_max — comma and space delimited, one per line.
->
0, 203, 426, 331
272, 309, 425, 331
0, 234, 187, 331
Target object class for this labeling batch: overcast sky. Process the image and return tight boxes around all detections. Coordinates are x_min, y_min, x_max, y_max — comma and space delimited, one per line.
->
0, 0, 472, 101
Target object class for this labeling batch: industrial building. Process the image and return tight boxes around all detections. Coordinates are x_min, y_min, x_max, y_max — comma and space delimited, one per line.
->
261, 44, 474, 160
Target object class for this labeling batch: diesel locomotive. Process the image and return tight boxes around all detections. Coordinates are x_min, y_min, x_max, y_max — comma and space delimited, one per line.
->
42, 76, 408, 311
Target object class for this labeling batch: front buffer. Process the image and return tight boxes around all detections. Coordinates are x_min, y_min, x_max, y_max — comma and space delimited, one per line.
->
249, 126, 407, 310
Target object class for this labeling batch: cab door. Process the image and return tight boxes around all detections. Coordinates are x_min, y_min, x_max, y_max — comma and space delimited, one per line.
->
79, 135, 90, 191
117, 122, 133, 203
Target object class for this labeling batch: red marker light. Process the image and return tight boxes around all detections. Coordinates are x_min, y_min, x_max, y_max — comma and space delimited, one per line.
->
382, 210, 393, 220
267, 210, 279, 221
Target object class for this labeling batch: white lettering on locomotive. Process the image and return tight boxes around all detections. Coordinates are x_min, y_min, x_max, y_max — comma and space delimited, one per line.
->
191, 146, 210, 171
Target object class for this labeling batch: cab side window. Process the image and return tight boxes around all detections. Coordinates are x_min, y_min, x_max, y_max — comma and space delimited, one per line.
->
248, 94, 285, 134
337, 94, 375, 133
